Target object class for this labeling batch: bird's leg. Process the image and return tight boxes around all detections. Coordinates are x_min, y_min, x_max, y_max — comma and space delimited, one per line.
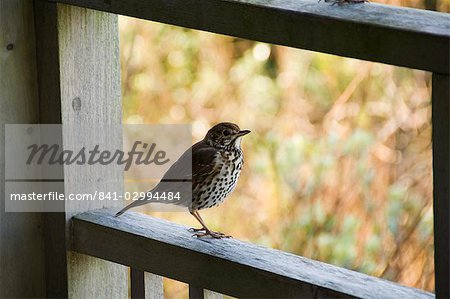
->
188, 211, 207, 232
189, 210, 231, 239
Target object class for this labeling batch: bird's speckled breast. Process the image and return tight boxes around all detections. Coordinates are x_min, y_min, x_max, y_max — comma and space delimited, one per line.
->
192, 148, 243, 210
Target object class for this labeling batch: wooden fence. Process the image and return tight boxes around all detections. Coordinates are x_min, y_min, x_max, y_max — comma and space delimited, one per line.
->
1, 0, 448, 298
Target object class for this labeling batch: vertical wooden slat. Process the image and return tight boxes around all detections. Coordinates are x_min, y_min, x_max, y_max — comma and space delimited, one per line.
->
189, 285, 205, 299
432, 73, 450, 299
57, 4, 127, 298
144, 272, 164, 299
34, 2, 68, 297
131, 268, 145, 299
204, 289, 223, 299
34, 0, 62, 124
34, 2, 128, 297
0, 0, 45, 297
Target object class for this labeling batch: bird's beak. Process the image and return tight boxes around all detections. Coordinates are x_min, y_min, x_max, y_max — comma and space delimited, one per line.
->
236, 130, 251, 137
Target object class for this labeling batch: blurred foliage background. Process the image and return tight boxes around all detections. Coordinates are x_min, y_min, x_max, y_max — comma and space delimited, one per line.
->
120, 0, 447, 296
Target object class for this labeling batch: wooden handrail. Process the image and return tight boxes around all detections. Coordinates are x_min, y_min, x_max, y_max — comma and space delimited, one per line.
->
71, 209, 434, 298
47, 0, 449, 74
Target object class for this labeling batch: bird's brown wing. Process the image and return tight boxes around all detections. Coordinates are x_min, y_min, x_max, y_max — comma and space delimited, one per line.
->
115, 140, 217, 216
160, 140, 218, 182
151, 140, 219, 207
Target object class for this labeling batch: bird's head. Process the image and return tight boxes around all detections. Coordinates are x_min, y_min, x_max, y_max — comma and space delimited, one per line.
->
205, 122, 250, 149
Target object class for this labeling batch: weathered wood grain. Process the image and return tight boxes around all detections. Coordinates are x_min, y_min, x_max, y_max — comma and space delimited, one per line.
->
204, 289, 223, 299
33, 3, 128, 298
0, 0, 44, 297
72, 209, 435, 299
145, 272, 164, 299
432, 73, 450, 299
48, 0, 449, 74
57, 4, 128, 298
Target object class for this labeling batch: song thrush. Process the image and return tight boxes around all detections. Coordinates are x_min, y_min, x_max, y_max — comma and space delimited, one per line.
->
115, 122, 250, 239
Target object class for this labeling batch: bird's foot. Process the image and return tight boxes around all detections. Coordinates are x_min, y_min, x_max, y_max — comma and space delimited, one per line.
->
193, 229, 231, 239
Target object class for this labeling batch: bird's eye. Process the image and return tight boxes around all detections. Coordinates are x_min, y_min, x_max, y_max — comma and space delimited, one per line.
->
223, 130, 231, 136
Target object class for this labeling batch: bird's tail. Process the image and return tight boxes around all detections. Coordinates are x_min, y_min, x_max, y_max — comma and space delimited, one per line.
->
114, 195, 148, 217
114, 204, 132, 217
115, 181, 190, 217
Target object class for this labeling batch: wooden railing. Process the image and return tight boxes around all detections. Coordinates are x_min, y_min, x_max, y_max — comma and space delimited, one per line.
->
51, 0, 450, 74
71, 209, 434, 298
2, 0, 447, 297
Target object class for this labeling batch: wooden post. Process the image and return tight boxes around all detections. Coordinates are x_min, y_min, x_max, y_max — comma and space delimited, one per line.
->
432, 73, 450, 299
0, 0, 45, 297
34, 2, 128, 297
34, 3, 68, 296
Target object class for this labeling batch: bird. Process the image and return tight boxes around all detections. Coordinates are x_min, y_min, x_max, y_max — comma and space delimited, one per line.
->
115, 122, 250, 239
